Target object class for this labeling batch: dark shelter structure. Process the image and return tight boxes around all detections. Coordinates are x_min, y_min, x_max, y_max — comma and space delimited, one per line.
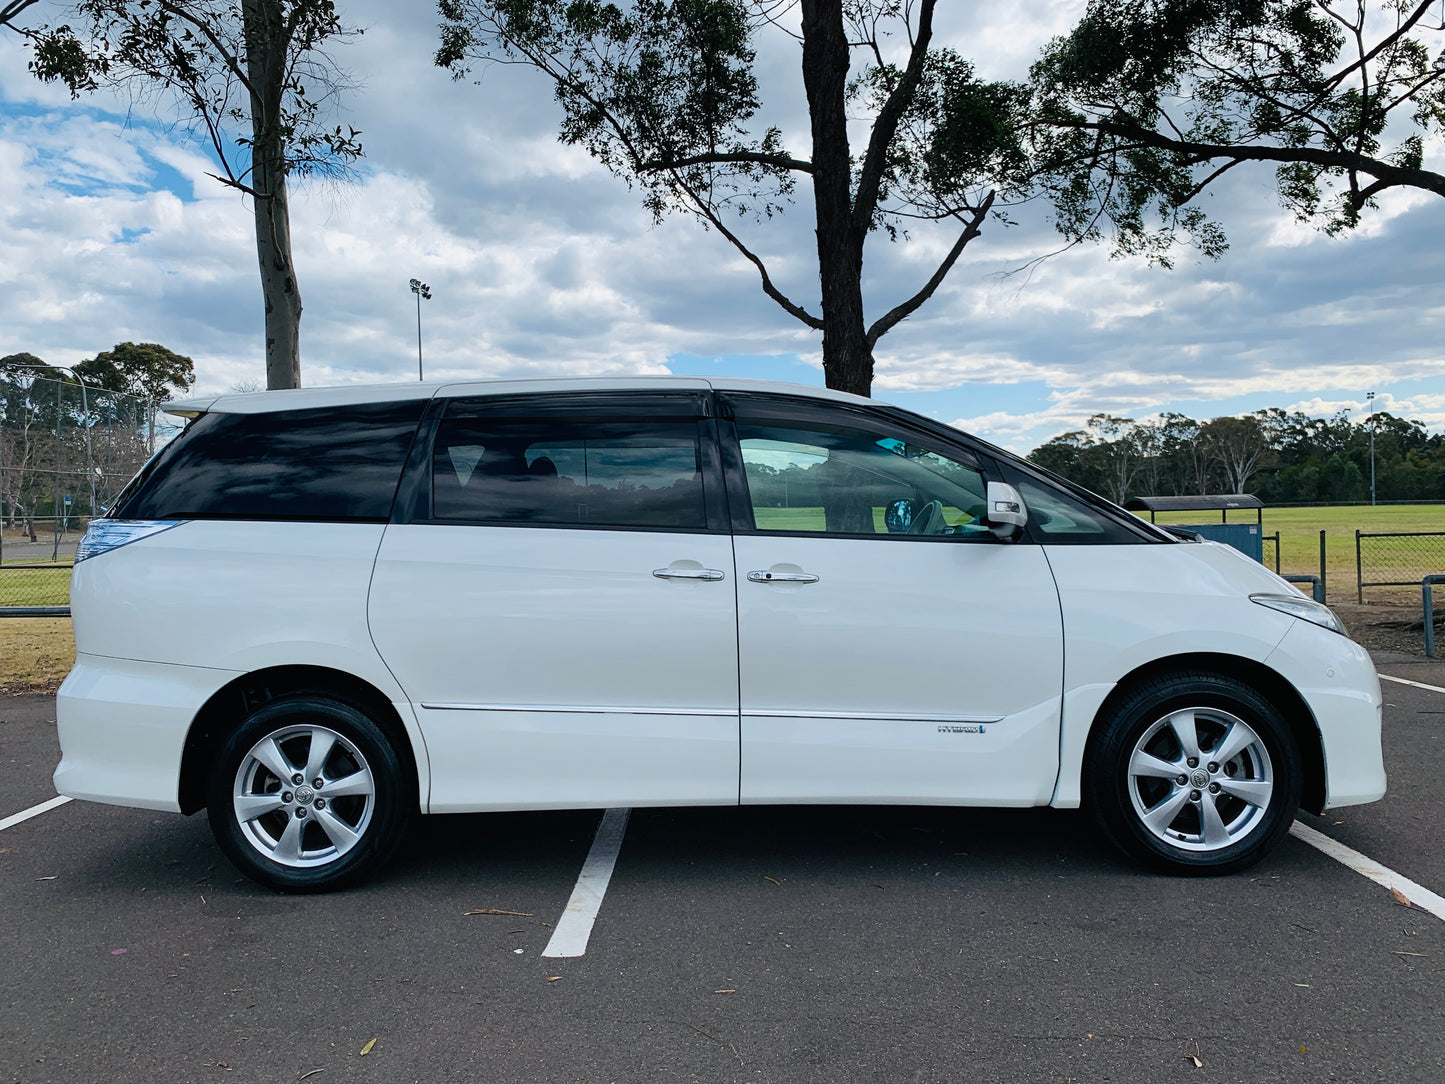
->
1123, 495, 1264, 562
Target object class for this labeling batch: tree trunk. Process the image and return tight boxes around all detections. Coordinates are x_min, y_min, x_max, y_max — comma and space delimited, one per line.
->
243, 0, 303, 390
800, 0, 871, 398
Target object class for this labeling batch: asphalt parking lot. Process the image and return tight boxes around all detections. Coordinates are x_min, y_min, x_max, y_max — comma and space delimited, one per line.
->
3, 661, 1445, 1083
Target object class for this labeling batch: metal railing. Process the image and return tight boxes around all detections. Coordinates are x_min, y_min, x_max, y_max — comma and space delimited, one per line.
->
1425, 576, 1445, 658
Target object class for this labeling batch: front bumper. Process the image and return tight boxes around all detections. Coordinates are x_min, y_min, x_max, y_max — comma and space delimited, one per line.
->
54, 653, 240, 812
1264, 621, 1386, 809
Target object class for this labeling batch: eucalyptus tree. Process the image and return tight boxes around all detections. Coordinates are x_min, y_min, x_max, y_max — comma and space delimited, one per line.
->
436, 0, 1033, 397
30, 2, 364, 389
1034, 0, 1445, 260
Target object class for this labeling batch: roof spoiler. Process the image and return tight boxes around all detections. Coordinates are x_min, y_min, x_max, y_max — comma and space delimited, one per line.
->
162, 395, 218, 419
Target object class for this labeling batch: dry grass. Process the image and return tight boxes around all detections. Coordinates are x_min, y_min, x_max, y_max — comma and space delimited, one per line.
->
0, 618, 74, 694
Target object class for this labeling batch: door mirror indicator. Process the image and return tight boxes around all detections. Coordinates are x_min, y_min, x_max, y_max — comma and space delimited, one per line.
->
884, 498, 916, 533
985, 481, 1028, 540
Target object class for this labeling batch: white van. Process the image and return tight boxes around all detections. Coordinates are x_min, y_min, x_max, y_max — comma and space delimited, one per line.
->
55, 378, 1385, 891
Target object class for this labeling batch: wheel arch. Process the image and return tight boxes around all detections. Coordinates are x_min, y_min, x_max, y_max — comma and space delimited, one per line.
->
1084, 652, 1326, 816
178, 665, 422, 815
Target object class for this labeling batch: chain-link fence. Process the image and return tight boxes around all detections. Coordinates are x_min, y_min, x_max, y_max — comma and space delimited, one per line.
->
2, 374, 183, 569
1262, 531, 1280, 574
1356, 530, 1445, 602
0, 560, 73, 613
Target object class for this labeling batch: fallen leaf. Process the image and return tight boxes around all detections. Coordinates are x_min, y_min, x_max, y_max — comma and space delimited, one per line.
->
359, 1038, 376, 1056
299, 1070, 326, 1080
110, 948, 127, 956
463, 908, 534, 917
763, 876, 780, 886
1390, 887, 1412, 908
547, 976, 562, 983
714, 989, 736, 995
1293, 983, 1310, 988
1189, 1055, 1203, 1068
1299, 1046, 1308, 1055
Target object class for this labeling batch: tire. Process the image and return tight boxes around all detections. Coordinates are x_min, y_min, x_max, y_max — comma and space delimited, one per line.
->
1084, 672, 1302, 875
206, 695, 413, 892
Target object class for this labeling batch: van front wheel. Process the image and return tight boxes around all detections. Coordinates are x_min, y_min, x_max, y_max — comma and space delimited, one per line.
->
206, 696, 411, 892
1086, 673, 1302, 875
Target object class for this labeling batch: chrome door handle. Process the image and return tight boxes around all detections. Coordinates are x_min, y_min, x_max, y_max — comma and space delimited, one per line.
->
747, 570, 820, 584
652, 568, 726, 581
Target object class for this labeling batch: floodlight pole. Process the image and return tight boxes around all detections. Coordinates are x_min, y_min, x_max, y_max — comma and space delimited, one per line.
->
409, 278, 432, 381
1366, 391, 1376, 506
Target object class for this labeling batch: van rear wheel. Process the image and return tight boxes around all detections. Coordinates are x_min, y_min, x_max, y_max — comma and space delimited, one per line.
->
206, 696, 411, 892
1086, 673, 1302, 875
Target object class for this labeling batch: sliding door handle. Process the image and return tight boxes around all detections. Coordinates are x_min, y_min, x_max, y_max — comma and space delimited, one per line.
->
747, 570, 820, 584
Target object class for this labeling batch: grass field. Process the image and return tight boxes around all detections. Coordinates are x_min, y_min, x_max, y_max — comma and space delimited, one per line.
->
0, 617, 73, 692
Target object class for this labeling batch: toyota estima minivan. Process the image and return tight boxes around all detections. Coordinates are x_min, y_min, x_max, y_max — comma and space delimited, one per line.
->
56, 377, 1385, 891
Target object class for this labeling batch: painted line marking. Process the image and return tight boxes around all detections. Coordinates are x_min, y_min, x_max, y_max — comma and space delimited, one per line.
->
1290, 820, 1445, 923
0, 795, 72, 832
542, 807, 631, 958
1380, 674, 1445, 695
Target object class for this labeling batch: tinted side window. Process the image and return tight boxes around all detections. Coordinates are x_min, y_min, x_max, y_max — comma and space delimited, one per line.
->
112, 401, 427, 522
431, 410, 707, 530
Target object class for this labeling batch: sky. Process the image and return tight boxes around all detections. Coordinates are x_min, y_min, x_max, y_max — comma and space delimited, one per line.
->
1, 1, 1443, 455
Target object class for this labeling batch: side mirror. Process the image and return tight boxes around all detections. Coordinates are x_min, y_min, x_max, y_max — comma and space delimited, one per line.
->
884, 498, 916, 533
985, 481, 1028, 540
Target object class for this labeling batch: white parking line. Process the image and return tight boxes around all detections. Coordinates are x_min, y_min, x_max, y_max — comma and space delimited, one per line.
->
0, 795, 72, 832
542, 807, 631, 958
1290, 820, 1445, 922
1380, 674, 1445, 695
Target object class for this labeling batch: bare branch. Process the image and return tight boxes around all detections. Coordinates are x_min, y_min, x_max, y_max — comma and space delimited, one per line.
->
1175, 157, 1243, 206
865, 190, 993, 349
639, 150, 813, 174
0, 0, 39, 31
1066, 117, 1445, 199
852, 0, 936, 234
676, 174, 824, 329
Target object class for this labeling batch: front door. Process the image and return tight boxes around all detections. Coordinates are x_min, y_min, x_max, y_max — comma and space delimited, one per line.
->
721, 395, 1065, 806
369, 391, 740, 812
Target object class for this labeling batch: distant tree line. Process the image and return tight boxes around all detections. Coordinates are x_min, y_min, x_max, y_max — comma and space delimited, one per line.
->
1026, 409, 1444, 506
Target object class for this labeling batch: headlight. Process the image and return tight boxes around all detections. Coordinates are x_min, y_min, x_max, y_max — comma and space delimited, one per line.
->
1250, 592, 1347, 636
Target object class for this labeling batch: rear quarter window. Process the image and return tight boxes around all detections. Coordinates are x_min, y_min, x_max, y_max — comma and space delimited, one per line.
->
111, 400, 427, 522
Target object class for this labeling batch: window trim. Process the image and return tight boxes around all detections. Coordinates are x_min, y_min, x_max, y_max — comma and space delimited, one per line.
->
392, 392, 730, 534
716, 393, 1004, 544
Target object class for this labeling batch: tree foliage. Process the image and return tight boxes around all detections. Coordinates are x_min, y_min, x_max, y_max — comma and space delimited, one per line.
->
75, 341, 196, 402
28, 2, 365, 390
436, 0, 1033, 396
1034, 0, 1445, 262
